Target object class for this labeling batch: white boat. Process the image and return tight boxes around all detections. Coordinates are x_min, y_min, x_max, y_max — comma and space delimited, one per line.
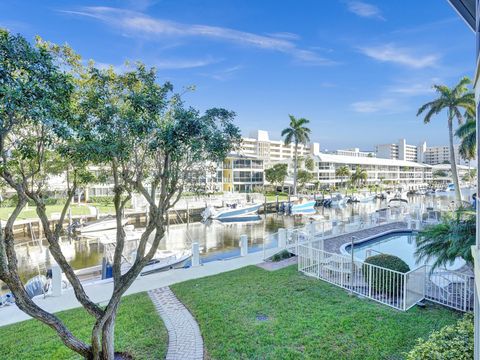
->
358, 194, 376, 203
330, 193, 348, 206
202, 203, 262, 220
291, 200, 316, 212
79, 216, 128, 233
82, 225, 144, 244
139, 249, 192, 276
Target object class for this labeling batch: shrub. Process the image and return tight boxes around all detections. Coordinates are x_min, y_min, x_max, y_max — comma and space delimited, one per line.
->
362, 254, 410, 295
271, 250, 292, 262
406, 313, 473, 360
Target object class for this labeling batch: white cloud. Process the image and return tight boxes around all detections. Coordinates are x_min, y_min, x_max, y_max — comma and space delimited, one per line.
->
388, 83, 434, 95
351, 98, 396, 113
359, 44, 439, 68
95, 57, 219, 72
60, 7, 334, 65
201, 65, 244, 81
347, 1, 384, 20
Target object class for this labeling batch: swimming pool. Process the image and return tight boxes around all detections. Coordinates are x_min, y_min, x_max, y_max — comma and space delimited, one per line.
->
343, 231, 465, 270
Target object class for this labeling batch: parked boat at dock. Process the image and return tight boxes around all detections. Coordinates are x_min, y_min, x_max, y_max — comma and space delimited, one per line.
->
77, 216, 128, 233
202, 203, 262, 221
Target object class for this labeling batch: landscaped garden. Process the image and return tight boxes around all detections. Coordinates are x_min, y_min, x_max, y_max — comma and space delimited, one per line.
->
0, 293, 167, 360
172, 265, 462, 360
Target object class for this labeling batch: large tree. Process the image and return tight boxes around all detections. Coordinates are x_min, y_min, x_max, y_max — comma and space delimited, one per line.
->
281, 115, 311, 195
0, 30, 241, 360
417, 77, 475, 205
264, 163, 288, 190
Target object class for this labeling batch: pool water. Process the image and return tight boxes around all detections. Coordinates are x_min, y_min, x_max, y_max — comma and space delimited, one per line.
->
347, 231, 465, 270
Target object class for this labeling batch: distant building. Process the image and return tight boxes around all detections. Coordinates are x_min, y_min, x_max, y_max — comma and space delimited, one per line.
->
375, 139, 426, 163
275, 152, 432, 191
423, 145, 468, 165
241, 130, 320, 166
333, 148, 375, 158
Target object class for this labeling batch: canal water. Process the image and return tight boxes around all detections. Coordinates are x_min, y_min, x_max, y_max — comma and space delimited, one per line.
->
4, 189, 473, 293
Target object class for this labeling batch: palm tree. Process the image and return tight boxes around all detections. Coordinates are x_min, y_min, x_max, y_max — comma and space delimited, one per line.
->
281, 115, 311, 195
417, 77, 475, 205
351, 167, 367, 187
415, 210, 475, 270
335, 165, 350, 188
455, 109, 476, 161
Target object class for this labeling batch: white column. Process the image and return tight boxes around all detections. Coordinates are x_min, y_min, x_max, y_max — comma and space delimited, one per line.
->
51, 265, 62, 297
240, 234, 248, 256
278, 228, 286, 248
191, 242, 200, 267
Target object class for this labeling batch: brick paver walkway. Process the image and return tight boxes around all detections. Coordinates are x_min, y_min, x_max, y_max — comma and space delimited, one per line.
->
149, 287, 203, 360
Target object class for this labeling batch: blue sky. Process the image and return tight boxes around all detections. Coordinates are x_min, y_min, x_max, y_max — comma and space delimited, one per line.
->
0, 0, 474, 150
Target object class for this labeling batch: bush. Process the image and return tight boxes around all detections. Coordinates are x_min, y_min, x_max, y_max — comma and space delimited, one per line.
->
362, 254, 410, 295
406, 313, 473, 360
270, 250, 292, 262
88, 196, 115, 205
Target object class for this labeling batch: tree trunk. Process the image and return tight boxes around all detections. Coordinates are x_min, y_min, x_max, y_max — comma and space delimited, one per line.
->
448, 115, 463, 205
293, 142, 298, 195
101, 310, 117, 360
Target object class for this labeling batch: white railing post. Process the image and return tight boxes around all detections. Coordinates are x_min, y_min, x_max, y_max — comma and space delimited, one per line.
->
368, 265, 372, 298
403, 273, 407, 311
51, 265, 62, 297
278, 228, 286, 248
240, 234, 248, 256
192, 242, 200, 267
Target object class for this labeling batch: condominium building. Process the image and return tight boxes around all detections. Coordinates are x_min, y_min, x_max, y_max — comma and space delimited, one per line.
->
313, 153, 432, 190
333, 148, 375, 158
423, 145, 466, 165
375, 139, 426, 163
218, 153, 264, 193
241, 130, 320, 166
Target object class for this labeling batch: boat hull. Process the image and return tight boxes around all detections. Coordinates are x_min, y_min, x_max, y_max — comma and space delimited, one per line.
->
211, 204, 262, 219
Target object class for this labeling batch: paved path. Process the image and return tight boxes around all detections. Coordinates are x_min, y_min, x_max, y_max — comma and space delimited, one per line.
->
0, 247, 280, 326
149, 287, 203, 360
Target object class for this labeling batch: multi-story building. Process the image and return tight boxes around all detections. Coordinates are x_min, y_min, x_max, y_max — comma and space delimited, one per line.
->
442, 2, 479, 356
423, 145, 469, 165
375, 139, 426, 163
241, 130, 320, 166
218, 154, 264, 193
333, 148, 375, 158
313, 153, 432, 190
274, 152, 432, 190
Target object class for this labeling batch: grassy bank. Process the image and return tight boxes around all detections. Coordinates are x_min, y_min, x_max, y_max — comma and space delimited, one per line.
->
0, 293, 167, 359
172, 265, 460, 360
0, 203, 116, 221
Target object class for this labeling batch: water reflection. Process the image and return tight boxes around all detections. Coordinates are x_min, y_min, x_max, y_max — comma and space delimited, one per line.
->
6, 189, 474, 292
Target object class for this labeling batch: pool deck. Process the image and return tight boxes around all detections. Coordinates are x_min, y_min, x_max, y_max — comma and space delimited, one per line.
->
322, 222, 408, 254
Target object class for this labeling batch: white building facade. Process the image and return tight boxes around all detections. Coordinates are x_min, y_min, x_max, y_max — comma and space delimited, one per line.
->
241, 130, 320, 166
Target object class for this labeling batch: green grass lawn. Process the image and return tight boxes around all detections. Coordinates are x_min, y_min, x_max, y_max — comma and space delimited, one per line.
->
265, 193, 290, 202
0, 293, 167, 360
172, 265, 461, 360
0, 203, 116, 220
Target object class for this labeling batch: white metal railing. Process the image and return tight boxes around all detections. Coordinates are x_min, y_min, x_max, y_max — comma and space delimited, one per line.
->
297, 244, 474, 312
424, 266, 474, 312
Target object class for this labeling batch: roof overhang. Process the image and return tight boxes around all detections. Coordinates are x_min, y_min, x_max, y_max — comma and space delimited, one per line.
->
448, 0, 476, 31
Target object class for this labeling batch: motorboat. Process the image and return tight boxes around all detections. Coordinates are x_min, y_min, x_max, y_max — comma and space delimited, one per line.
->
139, 249, 192, 276
202, 203, 262, 221
357, 193, 376, 203
82, 225, 144, 244
78, 216, 129, 233
388, 190, 408, 206
213, 214, 262, 224
329, 193, 349, 207
291, 200, 317, 213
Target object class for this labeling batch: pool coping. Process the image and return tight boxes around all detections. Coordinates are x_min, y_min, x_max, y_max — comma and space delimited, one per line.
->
339, 229, 415, 258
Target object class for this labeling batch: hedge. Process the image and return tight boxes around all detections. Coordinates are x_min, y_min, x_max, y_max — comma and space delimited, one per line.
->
362, 254, 410, 295
406, 313, 473, 360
